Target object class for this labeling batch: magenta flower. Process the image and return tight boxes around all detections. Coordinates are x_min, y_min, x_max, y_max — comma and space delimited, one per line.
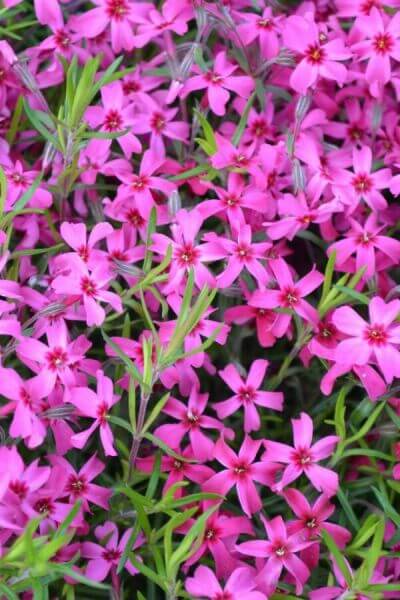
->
49, 454, 112, 511
328, 214, 400, 278
352, 8, 400, 96
345, 146, 392, 211
2, 160, 52, 211
82, 522, 138, 581
68, 370, 119, 456
155, 386, 231, 462
186, 566, 265, 600
263, 412, 339, 495
183, 504, 253, 577
214, 225, 271, 288
214, 360, 283, 432
133, 0, 192, 47
250, 259, 324, 328
283, 15, 350, 94
60, 221, 113, 268
237, 7, 280, 58
85, 82, 141, 158
284, 488, 351, 547
182, 51, 254, 116
151, 208, 226, 293
69, 0, 151, 53
204, 436, 279, 516
332, 297, 400, 383
52, 259, 122, 327
236, 515, 312, 595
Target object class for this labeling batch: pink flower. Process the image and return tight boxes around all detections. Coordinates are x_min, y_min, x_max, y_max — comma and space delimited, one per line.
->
49, 454, 112, 511
236, 515, 312, 595
68, 370, 119, 456
52, 258, 122, 327
352, 8, 400, 96
2, 160, 52, 211
69, 0, 151, 53
345, 146, 391, 211
328, 214, 400, 277
237, 7, 281, 58
332, 297, 400, 383
133, 0, 192, 47
85, 82, 141, 158
155, 386, 231, 462
204, 436, 279, 516
263, 412, 339, 495
214, 360, 283, 432
60, 221, 113, 268
283, 15, 350, 94
82, 521, 138, 581
214, 225, 271, 288
182, 51, 254, 116
250, 259, 324, 329
186, 566, 265, 600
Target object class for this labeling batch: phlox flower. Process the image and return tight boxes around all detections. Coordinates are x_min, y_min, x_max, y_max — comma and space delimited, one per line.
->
214, 360, 283, 432
186, 566, 265, 600
60, 221, 113, 268
2, 160, 52, 211
49, 454, 111, 511
250, 258, 324, 329
204, 436, 279, 516
282, 15, 351, 94
332, 296, 400, 383
52, 258, 122, 327
352, 7, 400, 97
237, 7, 281, 58
155, 386, 232, 462
328, 214, 400, 278
263, 412, 339, 495
68, 370, 119, 456
133, 0, 193, 47
236, 515, 312, 595
82, 521, 139, 581
182, 51, 254, 116
69, 0, 151, 53
345, 145, 392, 212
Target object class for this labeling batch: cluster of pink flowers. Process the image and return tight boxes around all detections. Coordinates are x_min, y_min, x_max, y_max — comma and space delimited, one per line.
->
0, 0, 400, 597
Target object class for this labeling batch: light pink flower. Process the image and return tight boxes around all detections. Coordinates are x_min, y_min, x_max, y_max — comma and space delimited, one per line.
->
186, 566, 265, 600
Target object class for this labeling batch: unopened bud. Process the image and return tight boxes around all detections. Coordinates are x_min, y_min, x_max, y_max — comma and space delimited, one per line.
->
168, 190, 181, 217
292, 159, 306, 193
40, 404, 75, 419
113, 259, 143, 279
295, 94, 311, 124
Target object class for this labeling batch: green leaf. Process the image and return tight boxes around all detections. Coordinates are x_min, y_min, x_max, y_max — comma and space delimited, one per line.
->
101, 330, 144, 386
336, 486, 360, 530
13, 174, 44, 212
232, 91, 256, 146
357, 517, 385, 584
144, 432, 191, 462
142, 392, 170, 435
128, 555, 167, 591
334, 285, 370, 306
350, 514, 380, 550
321, 529, 352, 587
0, 583, 19, 600
169, 164, 208, 181
108, 415, 133, 435
0, 165, 7, 218
194, 110, 217, 155
53, 565, 109, 589
345, 402, 385, 447
321, 250, 336, 304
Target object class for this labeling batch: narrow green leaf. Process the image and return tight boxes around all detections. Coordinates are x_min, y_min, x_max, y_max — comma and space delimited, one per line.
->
321, 529, 352, 587
232, 92, 256, 146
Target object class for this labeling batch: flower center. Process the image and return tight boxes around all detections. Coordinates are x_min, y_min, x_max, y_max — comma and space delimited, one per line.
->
131, 175, 149, 191
258, 17, 272, 29
177, 243, 199, 267
123, 80, 141, 94
233, 462, 249, 476
20, 387, 32, 407
352, 173, 373, 194
281, 287, 299, 307
54, 29, 71, 49
80, 276, 97, 297
186, 411, 199, 427
97, 401, 108, 425
306, 517, 317, 529
205, 71, 223, 84
150, 112, 166, 132
235, 244, 251, 261
10, 172, 27, 186
104, 109, 123, 132
224, 194, 240, 207
251, 118, 268, 138
173, 460, 184, 470
77, 244, 89, 262
232, 153, 249, 168
238, 386, 256, 403
46, 347, 68, 371
35, 497, 53, 514
274, 545, 287, 557
126, 209, 145, 228
365, 325, 387, 346
357, 232, 374, 246
103, 548, 122, 562
67, 475, 87, 496
106, 0, 129, 19
373, 32, 394, 55
305, 44, 325, 65
293, 448, 313, 467
9, 480, 28, 499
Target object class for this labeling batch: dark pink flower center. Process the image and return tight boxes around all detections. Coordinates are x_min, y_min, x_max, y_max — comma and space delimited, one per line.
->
131, 175, 149, 191
102, 548, 122, 562
67, 475, 88, 496
357, 232, 375, 246
46, 347, 68, 371
305, 516, 318, 529
80, 276, 97, 297
205, 525, 221, 542
361, 0, 380, 14
373, 32, 394, 55
106, 0, 129, 19
177, 243, 199, 267
104, 109, 123, 132
223, 194, 240, 208
173, 459, 184, 471
54, 29, 71, 49
35, 497, 54, 514
123, 80, 141, 94
305, 44, 325, 65
20, 387, 32, 407
235, 244, 252, 261
348, 125, 363, 141
233, 461, 250, 477
150, 112, 166, 132
97, 401, 108, 425
257, 17, 273, 29
250, 118, 269, 138
77, 244, 89, 262
298, 212, 316, 225
238, 386, 256, 403
352, 173, 373, 194
280, 287, 299, 307
365, 325, 387, 346
126, 209, 145, 228
273, 543, 288, 558
10, 172, 27, 186
232, 153, 249, 168
185, 410, 200, 428
205, 71, 223, 85
293, 448, 313, 467
215, 593, 232, 600
9, 480, 28, 499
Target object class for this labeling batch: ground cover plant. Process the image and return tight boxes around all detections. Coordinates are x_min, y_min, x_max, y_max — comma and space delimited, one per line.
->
0, 0, 399, 598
